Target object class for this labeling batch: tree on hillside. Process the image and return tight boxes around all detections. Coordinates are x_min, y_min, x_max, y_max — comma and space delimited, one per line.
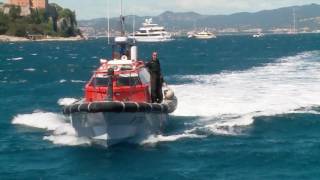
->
0, 12, 9, 34
30, 9, 41, 24
8, 6, 21, 21
30, 9, 48, 24
54, 6, 78, 37
7, 19, 27, 37
49, 3, 63, 12
47, 4, 58, 31
38, 9, 48, 23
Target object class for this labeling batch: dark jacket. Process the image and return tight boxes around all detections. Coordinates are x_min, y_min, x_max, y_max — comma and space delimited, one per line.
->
146, 59, 161, 76
146, 58, 163, 103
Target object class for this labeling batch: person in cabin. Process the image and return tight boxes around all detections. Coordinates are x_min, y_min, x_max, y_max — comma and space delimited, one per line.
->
120, 44, 126, 57
146, 52, 163, 103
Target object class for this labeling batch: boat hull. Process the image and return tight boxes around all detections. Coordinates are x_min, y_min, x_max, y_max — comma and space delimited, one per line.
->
70, 111, 168, 146
63, 97, 177, 146
128, 36, 174, 42
194, 35, 216, 39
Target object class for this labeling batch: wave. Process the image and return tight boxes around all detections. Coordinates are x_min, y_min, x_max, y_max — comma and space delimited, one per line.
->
59, 79, 67, 83
140, 134, 205, 145
43, 135, 91, 146
12, 111, 91, 146
43, 123, 91, 146
71, 80, 86, 83
58, 79, 86, 84
57, 98, 79, 106
171, 51, 320, 135
7, 57, 23, 61
24, 68, 36, 72
12, 111, 67, 131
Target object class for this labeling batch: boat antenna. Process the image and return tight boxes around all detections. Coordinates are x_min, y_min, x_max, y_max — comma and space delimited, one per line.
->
293, 7, 296, 33
133, 11, 136, 43
120, 0, 123, 17
107, 0, 110, 44
120, 0, 125, 36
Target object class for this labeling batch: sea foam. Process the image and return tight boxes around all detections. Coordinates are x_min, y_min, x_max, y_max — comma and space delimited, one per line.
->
57, 98, 79, 106
12, 111, 90, 146
7, 57, 23, 61
172, 51, 320, 135
12, 112, 67, 131
71, 80, 86, 83
141, 134, 205, 145
24, 68, 36, 72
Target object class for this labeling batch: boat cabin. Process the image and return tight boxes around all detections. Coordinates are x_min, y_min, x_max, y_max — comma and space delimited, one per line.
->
85, 37, 152, 103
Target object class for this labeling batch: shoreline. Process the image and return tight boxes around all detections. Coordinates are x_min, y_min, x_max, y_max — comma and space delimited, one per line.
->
0, 35, 85, 42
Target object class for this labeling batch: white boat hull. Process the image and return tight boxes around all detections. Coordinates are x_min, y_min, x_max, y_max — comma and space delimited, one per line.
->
194, 35, 216, 39
128, 35, 174, 42
71, 111, 168, 146
253, 33, 264, 38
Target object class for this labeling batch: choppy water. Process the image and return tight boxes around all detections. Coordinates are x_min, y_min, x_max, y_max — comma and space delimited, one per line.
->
2, 34, 320, 179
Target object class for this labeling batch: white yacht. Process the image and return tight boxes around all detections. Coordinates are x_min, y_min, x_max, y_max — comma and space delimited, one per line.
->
128, 18, 173, 42
190, 30, 216, 39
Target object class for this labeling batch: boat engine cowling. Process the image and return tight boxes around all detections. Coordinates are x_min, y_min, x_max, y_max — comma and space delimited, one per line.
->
164, 88, 175, 100
131, 46, 138, 60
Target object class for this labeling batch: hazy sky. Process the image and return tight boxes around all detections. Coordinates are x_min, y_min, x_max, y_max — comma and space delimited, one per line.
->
1, 0, 320, 20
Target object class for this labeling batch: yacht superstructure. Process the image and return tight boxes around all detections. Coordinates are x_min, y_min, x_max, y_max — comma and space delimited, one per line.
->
129, 18, 173, 42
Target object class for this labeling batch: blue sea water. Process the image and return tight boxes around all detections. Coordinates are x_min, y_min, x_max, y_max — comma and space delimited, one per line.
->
1, 34, 320, 179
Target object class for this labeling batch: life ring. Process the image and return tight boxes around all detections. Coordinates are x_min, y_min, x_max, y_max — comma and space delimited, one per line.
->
121, 55, 128, 61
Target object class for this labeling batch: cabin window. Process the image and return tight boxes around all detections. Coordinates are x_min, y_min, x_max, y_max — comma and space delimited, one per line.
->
140, 30, 147, 33
139, 68, 150, 84
120, 65, 133, 71
116, 74, 141, 86
136, 34, 147, 37
90, 77, 111, 87
149, 34, 163, 36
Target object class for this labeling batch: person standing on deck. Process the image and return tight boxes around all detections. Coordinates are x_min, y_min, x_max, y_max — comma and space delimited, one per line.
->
146, 52, 163, 103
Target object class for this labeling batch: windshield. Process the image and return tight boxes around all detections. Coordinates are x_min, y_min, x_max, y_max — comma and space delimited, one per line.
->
90, 77, 111, 87
116, 74, 141, 86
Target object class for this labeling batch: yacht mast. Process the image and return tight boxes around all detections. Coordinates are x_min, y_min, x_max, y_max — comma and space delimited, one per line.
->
293, 8, 297, 33
107, 0, 110, 44
133, 12, 136, 43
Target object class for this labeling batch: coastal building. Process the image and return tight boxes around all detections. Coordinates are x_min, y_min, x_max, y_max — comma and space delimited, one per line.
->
7, 0, 48, 9
3, 0, 48, 16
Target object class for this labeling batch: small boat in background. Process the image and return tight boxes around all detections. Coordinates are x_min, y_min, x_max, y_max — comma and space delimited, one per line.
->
253, 32, 265, 38
189, 30, 216, 39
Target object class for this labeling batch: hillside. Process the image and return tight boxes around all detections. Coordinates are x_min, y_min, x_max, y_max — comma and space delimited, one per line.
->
79, 3, 320, 35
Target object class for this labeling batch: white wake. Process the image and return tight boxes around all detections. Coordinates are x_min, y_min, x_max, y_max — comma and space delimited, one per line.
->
170, 51, 320, 136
